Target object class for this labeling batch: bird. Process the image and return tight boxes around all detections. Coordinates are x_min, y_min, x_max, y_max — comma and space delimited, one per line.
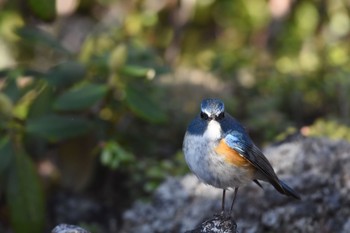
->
183, 98, 300, 212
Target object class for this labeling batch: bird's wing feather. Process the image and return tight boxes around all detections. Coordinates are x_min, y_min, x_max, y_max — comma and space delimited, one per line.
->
215, 139, 254, 169
223, 133, 284, 193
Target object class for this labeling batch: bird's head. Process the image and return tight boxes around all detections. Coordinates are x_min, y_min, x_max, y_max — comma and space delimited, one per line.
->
200, 98, 225, 121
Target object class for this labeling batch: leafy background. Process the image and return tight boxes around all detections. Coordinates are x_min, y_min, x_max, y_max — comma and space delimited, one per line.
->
0, 0, 350, 232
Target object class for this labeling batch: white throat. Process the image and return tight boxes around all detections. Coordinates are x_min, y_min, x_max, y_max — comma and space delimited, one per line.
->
203, 120, 222, 140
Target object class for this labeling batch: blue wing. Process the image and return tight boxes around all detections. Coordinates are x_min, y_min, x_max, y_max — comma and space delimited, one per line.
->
221, 115, 300, 199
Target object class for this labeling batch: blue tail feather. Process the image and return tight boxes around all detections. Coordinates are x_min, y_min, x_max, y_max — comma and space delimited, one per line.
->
279, 180, 301, 200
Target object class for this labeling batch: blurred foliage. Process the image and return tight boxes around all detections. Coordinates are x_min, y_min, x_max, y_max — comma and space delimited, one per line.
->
307, 119, 350, 142
1, 0, 350, 232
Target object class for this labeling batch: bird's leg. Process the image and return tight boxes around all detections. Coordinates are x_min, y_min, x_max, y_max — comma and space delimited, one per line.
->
221, 189, 226, 213
230, 187, 239, 211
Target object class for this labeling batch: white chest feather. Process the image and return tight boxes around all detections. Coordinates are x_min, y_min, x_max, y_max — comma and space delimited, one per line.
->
203, 120, 222, 140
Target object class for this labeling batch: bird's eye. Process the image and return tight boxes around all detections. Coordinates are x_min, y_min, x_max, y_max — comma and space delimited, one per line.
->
216, 112, 225, 120
200, 112, 209, 120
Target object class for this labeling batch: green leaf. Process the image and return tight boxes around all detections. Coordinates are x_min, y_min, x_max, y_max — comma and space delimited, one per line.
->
28, 0, 56, 21
53, 83, 108, 111
0, 68, 45, 80
0, 93, 13, 119
6, 142, 45, 233
45, 62, 86, 88
125, 86, 166, 123
120, 65, 156, 79
27, 86, 55, 118
2, 72, 21, 103
16, 26, 69, 54
26, 115, 92, 142
100, 141, 134, 170
0, 138, 13, 174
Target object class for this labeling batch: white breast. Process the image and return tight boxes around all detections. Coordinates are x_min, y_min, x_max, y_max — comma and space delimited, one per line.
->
203, 120, 222, 140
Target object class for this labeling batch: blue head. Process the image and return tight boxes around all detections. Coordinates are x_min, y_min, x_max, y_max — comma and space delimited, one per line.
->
187, 98, 248, 137
200, 98, 225, 121
186, 98, 225, 135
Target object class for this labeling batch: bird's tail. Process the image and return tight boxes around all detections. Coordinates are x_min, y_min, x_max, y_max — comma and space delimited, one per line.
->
277, 180, 301, 200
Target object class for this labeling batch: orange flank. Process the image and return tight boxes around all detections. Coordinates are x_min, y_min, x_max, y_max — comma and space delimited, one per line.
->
215, 139, 253, 169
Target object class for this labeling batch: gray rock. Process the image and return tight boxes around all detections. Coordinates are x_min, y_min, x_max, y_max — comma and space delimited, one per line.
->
121, 137, 350, 233
51, 224, 90, 233
185, 214, 238, 233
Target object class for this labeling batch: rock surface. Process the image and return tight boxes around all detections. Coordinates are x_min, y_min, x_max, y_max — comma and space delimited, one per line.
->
120, 136, 350, 233
185, 213, 238, 233
51, 224, 90, 233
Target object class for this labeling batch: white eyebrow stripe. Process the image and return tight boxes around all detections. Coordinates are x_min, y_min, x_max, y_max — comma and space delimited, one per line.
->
203, 109, 212, 116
